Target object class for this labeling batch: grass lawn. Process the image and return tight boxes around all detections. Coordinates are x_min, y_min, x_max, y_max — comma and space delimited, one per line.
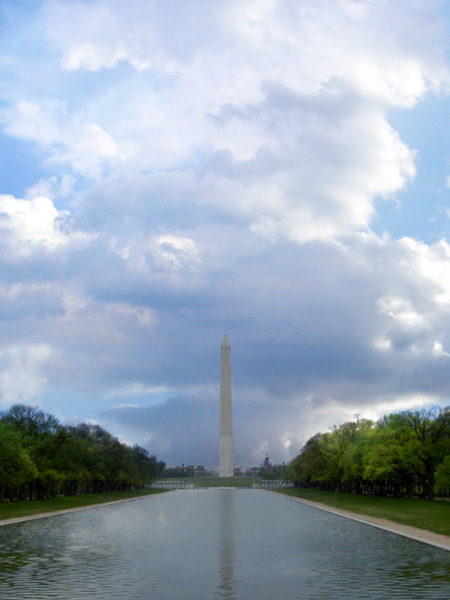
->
0, 488, 167, 522
278, 488, 450, 537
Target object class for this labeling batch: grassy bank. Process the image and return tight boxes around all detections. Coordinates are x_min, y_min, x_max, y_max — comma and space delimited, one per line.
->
278, 488, 450, 537
0, 488, 167, 522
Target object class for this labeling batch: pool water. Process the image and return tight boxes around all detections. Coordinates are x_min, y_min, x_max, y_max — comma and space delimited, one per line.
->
0, 489, 449, 599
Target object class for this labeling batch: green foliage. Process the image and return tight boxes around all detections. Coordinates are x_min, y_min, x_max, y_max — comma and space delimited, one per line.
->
287, 408, 450, 499
435, 455, 450, 494
0, 422, 39, 498
2, 404, 59, 440
0, 404, 165, 502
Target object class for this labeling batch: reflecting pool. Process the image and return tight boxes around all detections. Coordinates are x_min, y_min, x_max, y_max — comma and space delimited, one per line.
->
0, 489, 449, 599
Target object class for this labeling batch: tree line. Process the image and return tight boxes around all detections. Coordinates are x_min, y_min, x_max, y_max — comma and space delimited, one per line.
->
284, 408, 450, 500
0, 404, 165, 502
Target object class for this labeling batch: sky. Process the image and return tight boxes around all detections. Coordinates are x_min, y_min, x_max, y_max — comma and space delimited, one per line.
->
2, 0, 450, 469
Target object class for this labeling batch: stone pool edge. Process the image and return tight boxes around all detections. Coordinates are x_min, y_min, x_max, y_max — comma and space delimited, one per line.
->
274, 491, 450, 553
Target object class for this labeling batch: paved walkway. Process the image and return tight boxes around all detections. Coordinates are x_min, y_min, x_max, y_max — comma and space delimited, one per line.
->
279, 493, 450, 552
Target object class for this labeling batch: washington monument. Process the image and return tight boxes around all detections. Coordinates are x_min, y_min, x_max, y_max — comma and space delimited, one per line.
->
219, 334, 234, 477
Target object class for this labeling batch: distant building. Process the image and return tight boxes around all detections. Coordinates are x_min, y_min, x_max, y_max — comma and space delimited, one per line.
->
262, 454, 271, 469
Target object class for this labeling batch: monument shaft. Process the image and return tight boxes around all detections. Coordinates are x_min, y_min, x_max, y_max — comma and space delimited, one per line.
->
219, 334, 234, 477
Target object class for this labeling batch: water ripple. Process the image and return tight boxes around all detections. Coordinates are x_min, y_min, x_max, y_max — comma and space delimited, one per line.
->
0, 491, 449, 599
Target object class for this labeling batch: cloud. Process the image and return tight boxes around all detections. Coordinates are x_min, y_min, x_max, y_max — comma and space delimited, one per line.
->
90, 232, 450, 464
2, 190, 450, 464
0, 103, 122, 178
201, 79, 416, 242
0, 193, 97, 275
21, 0, 442, 243
1, 1, 450, 466
0, 344, 54, 406
0, 194, 71, 256
45, 0, 153, 72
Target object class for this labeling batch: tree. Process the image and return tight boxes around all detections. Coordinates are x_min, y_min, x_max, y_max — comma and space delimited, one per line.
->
340, 419, 374, 494
285, 409, 450, 500
0, 405, 164, 500
362, 425, 419, 497
391, 408, 450, 499
285, 433, 329, 487
1, 404, 59, 440
435, 456, 450, 496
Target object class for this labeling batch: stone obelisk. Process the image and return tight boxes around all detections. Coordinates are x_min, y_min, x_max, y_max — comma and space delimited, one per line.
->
219, 334, 234, 477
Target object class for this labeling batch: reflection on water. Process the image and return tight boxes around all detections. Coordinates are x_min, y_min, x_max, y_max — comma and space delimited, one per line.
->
217, 489, 236, 599
0, 490, 449, 599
